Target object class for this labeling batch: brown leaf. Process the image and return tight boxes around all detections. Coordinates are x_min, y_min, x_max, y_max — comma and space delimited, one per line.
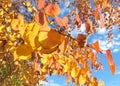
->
85, 22, 90, 33
76, 34, 86, 48
106, 49, 116, 75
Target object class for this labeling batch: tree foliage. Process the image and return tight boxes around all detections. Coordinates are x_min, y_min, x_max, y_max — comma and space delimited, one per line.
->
0, 0, 119, 86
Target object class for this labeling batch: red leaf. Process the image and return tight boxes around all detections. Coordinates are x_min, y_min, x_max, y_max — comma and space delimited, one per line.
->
37, 0, 45, 10
100, 14, 105, 28
55, 16, 68, 27
35, 12, 47, 25
85, 22, 90, 33
106, 49, 116, 75
92, 40, 99, 53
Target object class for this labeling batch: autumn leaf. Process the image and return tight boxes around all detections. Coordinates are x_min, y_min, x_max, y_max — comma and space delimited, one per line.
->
59, 37, 68, 54
66, 72, 71, 83
98, 81, 104, 86
45, 4, 60, 17
106, 49, 116, 75
55, 16, 69, 27
38, 29, 64, 49
91, 40, 100, 53
93, 8, 99, 20
37, 0, 45, 10
76, 34, 86, 48
79, 75, 86, 85
35, 12, 48, 25
85, 22, 90, 33
14, 44, 33, 60
24, 23, 40, 47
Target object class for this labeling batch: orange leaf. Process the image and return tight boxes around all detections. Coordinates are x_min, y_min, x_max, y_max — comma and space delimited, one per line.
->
55, 16, 68, 27
37, 0, 45, 10
106, 49, 116, 75
100, 14, 105, 28
93, 8, 99, 20
85, 22, 90, 33
66, 72, 71, 83
45, 4, 60, 17
92, 40, 99, 53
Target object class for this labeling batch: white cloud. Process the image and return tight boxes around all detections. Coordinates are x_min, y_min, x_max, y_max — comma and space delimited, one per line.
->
113, 48, 119, 53
96, 28, 107, 35
37, 80, 63, 86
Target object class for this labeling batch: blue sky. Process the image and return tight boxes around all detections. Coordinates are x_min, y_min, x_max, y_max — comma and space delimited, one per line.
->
39, 1, 120, 86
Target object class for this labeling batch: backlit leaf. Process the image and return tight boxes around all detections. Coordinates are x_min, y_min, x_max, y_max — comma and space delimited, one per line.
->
55, 16, 69, 27
76, 34, 86, 48
106, 49, 116, 75
45, 4, 60, 17
35, 12, 48, 25
85, 22, 90, 33
92, 40, 99, 53
14, 44, 33, 60
98, 81, 104, 86
37, 0, 45, 10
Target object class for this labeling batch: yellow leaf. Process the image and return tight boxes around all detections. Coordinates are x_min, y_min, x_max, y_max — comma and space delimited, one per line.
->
79, 75, 86, 85
64, 63, 70, 72
71, 68, 77, 78
24, 23, 41, 47
98, 81, 104, 86
14, 44, 33, 60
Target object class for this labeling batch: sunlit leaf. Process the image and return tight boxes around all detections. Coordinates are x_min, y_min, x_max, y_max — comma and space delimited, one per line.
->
79, 75, 86, 85
45, 4, 60, 17
85, 22, 90, 33
66, 72, 71, 83
76, 34, 86, 48
106, 49, 116, 75
55, 16, 68, 27
38, 29, 64, 49
14, 44, 33, 60
37, 0, 45, 10
98, 81, 104, 86
92, 40, 100, 53
35, 12, 48, 25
